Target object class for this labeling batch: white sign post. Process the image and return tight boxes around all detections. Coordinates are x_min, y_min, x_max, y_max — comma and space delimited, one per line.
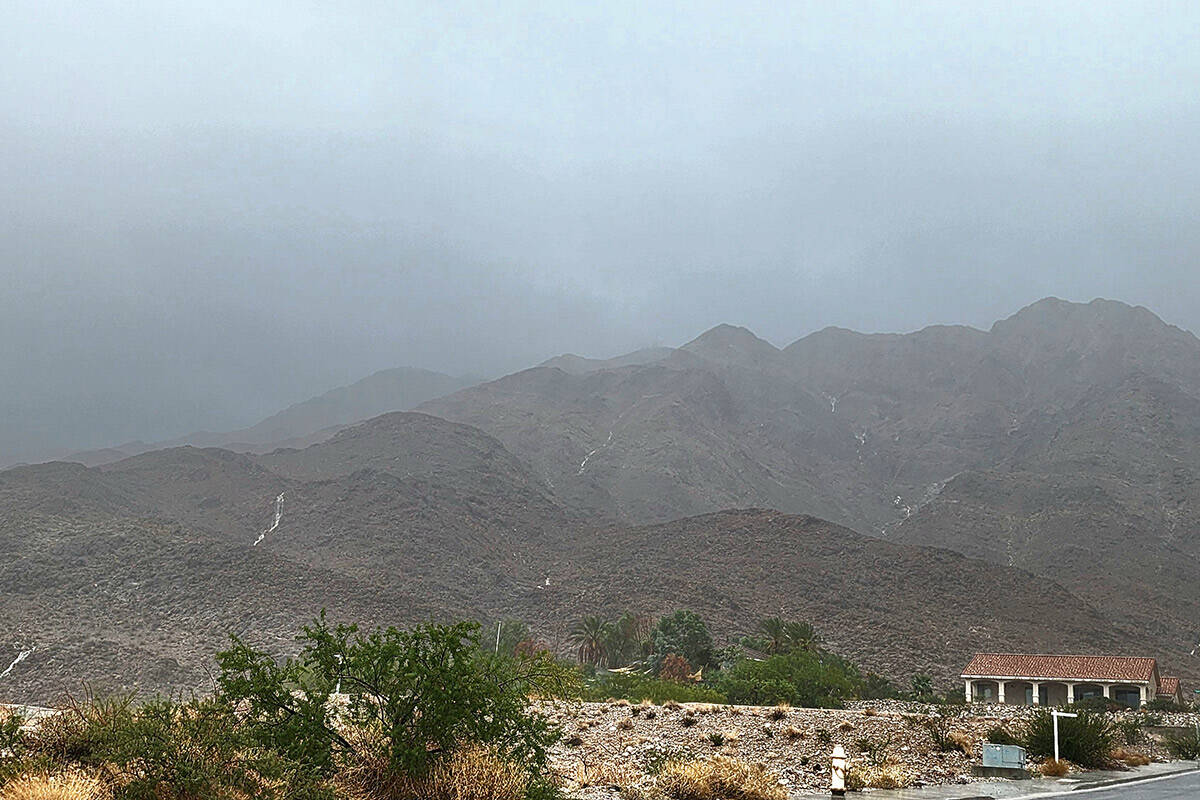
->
1051, 710, 1077, 763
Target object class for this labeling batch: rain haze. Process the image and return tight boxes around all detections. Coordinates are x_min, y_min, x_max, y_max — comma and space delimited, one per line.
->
3, 1, 1199, 464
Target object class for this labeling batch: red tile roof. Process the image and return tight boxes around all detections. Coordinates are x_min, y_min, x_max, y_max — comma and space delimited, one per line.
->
1158, 676, 1180, 696
962, 653, 1157, 682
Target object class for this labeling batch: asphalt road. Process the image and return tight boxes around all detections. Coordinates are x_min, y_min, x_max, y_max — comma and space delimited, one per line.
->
1045, 770, 1200, 799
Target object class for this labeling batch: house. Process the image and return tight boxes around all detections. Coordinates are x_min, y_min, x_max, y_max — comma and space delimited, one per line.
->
961, 653, 1177, 707
1156, 675, 1185, 706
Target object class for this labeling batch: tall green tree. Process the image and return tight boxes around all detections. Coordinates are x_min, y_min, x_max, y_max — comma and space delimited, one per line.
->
757, 617, 788, 655
652, 609, 713, 668
784, 620, 819, 653
569, 615, 610, 665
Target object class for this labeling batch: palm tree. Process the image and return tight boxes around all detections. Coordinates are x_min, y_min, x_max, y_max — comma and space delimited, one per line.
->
784, 620, 818, 653
570, 616, 610, 665
757, 617, 788, 655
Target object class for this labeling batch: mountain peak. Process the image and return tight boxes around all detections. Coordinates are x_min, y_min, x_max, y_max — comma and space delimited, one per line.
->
992, 297, 1172, 338
681, 324, 779, 364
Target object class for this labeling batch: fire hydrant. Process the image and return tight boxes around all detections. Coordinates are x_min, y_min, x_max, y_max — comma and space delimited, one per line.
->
831, 743, 848, 797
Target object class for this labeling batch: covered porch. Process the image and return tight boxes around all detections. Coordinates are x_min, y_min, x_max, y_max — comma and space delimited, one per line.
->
965, 678, 1148, 706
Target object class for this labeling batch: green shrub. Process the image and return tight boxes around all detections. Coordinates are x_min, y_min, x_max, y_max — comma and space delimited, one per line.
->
580, 672, 725, 704
710, 648, 880, 707
25, 692, 326, 800
923, 715, 957, 752
910, 674, 934, 700
1070, 696, 1123, 713
218, 615, 568, 778
1164, 727, 1200, 760
986, 725, 1021, 746
1116, 717, 1144, 745
652, 610, 714, 668
1145, 698, 1185, 712
1020, 709, 1117, 768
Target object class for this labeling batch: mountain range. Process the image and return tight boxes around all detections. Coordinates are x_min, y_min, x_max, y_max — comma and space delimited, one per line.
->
3, 297, 1198, 703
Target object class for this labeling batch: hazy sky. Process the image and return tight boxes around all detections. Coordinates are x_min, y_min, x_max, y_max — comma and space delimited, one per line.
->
3, 1, 1200, 460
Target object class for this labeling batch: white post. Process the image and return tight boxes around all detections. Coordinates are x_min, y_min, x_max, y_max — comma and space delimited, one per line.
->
1067, 683, 1076, 704
965, 680, 973, 703
1052, 711, 1077, 763
1103, 684, 1111, 699
1032, 682, 1041, 705
495, 621, 501, 654
998, 681, 1006, 704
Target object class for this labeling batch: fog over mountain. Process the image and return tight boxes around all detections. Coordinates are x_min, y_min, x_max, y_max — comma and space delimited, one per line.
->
3, 2, 1200, 464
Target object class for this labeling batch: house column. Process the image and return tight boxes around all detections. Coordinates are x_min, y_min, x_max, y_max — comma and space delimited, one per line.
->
1067, 683, 1076, 704
1032, 681, 1041, 705
964, 680, 973, 703
1103, 684, 1111, 699
997, 682, 1006, 704
1140, 685, 1148, 706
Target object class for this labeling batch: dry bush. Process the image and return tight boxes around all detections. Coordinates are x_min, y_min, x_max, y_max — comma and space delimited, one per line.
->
782, 726, 804, 740
845, 763, 915, 790
680, 716, 698, 728
408, 745, 530, 800
0, 772, 110, 800
948, 731, 974, 756
656, 756, 785, 800
612, 700, 631, 708
863, 709, 878, 717
618, 717, 635, 731
767, 705, 789, 721
1039, 759, 1070, 777
662, 701, 682, 711
837, 721, 855, 732
1112, 748, 1151, 766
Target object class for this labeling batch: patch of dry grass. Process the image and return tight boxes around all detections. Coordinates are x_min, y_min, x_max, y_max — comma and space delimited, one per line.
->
410, 746, 530, 800
574, 759, 642, 790
0, 773, 110, 800
1040, 759, 1070, 777
845, 763, 916, 790
656, 756, 786, 800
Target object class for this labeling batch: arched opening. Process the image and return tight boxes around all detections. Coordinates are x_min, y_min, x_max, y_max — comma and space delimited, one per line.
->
1003, 681, 1034, 705
1110, 685, 1142, 707
1039, 682, 1069, 706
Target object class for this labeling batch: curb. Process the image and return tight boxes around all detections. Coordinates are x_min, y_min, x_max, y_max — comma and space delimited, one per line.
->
1063, 765, 1200, 791
936, 765, 1200, 799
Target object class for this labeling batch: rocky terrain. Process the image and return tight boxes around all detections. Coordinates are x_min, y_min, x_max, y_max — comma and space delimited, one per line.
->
544, 700, 1200, 797
0, 412, 1165, 703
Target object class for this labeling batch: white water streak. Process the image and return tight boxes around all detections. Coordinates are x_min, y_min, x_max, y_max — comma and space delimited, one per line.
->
0, 648, 34, 680
252, 492, 285, 547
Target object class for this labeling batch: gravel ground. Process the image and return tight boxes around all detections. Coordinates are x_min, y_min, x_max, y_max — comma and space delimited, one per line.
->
542, 700, 1200, 798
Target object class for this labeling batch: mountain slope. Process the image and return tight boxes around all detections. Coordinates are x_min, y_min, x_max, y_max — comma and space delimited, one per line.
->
421, 298, 1200, 666
62, 367, 477, 468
